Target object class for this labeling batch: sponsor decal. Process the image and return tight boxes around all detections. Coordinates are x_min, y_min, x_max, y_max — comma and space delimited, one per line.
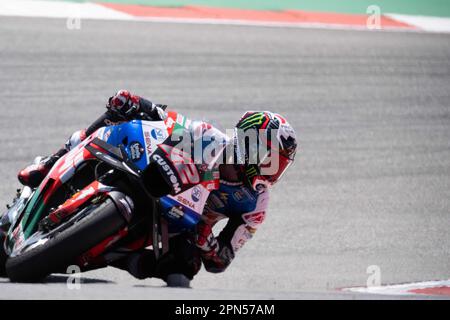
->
168, 206, 184, 219
165, 115, 175, 130
230, 224, 253, 252
176, 113, 185, 126
73, 186, 95, 201
242, 211, 266, 228
159, 144, 200, 185
203, 210, 226, 224
191, 186, 202, 202
129, 141, 144, 162
233, 187, 255, 202
202, 180, 219, 191
232, 190, 244, 202
104, 119, 123, 126
176, 195, 195, 209
103, 128, 112, 141
238, 112, 266, 130
219, 192, 228, 203
144, 131, 153, 157
209, 193, 225, 209
152, 154, 181, 194
58, 138, 99, 184
151, 128, 166, 140
11, 226, 21, 243
96, 152, 119, 164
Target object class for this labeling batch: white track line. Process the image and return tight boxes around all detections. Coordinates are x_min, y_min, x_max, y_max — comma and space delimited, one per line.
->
0, 0, 132, 20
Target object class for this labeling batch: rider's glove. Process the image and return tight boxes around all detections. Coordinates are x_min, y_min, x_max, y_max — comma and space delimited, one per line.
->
195, 222, 218, 255
138, 101, 167, 121
107, 90, 140, 119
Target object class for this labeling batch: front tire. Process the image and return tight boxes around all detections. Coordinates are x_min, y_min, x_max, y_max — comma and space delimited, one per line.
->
6, 199, 126, 282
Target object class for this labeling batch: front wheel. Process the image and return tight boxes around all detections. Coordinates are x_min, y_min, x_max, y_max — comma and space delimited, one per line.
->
6, 199, 126, 282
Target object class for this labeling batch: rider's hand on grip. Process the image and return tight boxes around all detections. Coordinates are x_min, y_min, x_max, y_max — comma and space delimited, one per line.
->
107, 90, 139, 119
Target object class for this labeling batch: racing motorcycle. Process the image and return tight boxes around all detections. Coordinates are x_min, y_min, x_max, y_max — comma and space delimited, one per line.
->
0, 110, 227, 282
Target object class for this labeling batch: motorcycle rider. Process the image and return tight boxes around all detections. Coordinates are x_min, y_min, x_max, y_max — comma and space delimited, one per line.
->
17, 90, 298, 286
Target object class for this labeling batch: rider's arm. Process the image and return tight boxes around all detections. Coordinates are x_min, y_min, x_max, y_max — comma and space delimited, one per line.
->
64, 110, 122, 151
196, 191, 269, 273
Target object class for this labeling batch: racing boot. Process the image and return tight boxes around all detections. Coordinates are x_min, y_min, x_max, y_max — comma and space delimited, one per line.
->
128, 251, 192, 288
110, 250, 157, 280
17, 154, 61, 188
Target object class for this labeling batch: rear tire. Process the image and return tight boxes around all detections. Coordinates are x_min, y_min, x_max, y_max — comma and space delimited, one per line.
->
6, 199, 126, 283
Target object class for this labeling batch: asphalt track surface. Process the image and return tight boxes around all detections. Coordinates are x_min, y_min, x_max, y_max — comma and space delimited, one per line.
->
0, 17, 449, 299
